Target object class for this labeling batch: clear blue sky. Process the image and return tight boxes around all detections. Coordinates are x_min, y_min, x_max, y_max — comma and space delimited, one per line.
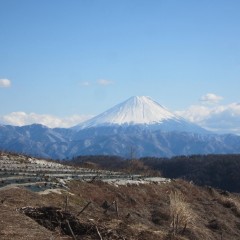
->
1, 0, 240, 120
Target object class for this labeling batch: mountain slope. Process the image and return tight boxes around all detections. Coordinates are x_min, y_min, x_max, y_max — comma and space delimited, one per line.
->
0, 124, 74, 159
71, 126, 240, 158
75, 96, 208, 134
0, 96, 240, 159
2, 171, 240, 240
77, 96, 178, 127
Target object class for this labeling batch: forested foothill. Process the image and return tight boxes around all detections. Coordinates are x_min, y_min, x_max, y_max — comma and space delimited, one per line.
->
70, 154, 240, 193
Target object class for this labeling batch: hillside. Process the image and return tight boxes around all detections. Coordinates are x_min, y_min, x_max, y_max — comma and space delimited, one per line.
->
69, 154, 240, 193
2, 178, 240, 239
1, 153, 240, 239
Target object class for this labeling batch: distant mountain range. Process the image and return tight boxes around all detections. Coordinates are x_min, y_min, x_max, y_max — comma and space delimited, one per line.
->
1, 96, 240, 159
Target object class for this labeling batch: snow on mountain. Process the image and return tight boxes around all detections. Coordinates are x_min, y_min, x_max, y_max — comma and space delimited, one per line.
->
4, 96, 238, 159
75, 96, 208, 134
77, 96, 181, 127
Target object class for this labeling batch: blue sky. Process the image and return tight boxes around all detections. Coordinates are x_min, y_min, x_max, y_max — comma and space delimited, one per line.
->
1, 0, 240, 132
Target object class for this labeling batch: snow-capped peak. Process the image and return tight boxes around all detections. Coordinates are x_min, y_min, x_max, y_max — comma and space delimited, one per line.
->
78, 96, 182, 129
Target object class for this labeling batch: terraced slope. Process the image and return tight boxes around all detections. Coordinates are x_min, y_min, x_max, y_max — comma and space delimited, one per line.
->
0, 152, 169, 191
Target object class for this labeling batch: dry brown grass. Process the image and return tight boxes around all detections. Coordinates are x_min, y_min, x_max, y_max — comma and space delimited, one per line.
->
169, 190, 195, 237
1, 179, 240, 239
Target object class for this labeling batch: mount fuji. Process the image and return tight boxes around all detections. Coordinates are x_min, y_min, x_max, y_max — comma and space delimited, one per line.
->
75, 96, 207, 134
1, 96, 240, 159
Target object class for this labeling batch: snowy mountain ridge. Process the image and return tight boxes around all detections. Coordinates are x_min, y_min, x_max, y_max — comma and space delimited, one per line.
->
77, 96, 183, 129
1, 96, 240, 159
75, 96, 208, 134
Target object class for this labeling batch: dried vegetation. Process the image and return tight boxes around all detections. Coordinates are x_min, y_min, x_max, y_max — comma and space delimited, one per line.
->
1, 152, 240, 239
0, 179, 240, 239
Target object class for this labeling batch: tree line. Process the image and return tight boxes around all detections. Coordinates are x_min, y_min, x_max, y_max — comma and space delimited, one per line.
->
69, 154, 240, 193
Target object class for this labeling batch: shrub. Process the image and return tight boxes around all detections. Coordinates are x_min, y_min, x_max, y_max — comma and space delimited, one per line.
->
169, 190, 195, 237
